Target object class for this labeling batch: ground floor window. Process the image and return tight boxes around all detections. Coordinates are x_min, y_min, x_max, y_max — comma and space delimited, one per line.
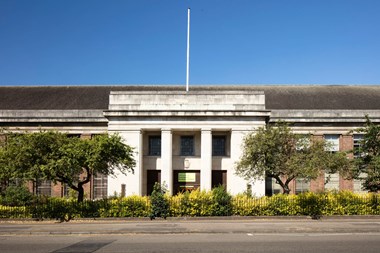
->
295, 178, 310, 194
93, 173, 108, 199
36, 180, 51, 196
265, 177, 282, 196
325, 172, 339, 191
353, 173, 367, 193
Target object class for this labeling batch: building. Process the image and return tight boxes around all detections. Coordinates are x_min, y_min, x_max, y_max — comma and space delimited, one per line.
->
1, 85, 380, 198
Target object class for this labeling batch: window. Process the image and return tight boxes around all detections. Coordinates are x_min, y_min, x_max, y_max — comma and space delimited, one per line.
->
353, 134, 364, 158
66, 134, 81, 138
93, 173, 108, 199
324, 135, 340, 190
180, 136, 194, 156
352, 134, 366, 193
325, 172, 340, 191
265, 177, 282, 196
324, 134, 340, 152
149, 136, 161, 156
212, 135, 226, 156
36, 180, 51, 196
295, 178, 310, 194
62, 183, 70, 198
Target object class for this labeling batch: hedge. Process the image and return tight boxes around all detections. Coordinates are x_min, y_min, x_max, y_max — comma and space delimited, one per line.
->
0, 191, 379, 219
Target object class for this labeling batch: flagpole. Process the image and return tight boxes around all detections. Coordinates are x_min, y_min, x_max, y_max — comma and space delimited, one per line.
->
186, 8, 190, 92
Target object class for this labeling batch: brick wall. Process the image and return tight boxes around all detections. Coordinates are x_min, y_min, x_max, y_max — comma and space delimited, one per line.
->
339, 135, 354, 191
309, 134, 325, 192
51, 182, 63, 197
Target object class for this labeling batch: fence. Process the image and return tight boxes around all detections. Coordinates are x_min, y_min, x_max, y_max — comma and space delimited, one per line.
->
0, 192, 379, 219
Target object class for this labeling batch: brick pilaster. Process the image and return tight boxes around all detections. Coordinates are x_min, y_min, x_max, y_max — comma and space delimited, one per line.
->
310, 134, 325, 192
339, 135, 354, 191
310, 172, 325, 192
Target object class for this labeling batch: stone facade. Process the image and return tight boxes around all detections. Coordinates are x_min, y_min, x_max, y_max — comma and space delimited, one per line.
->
104, 90, 269, 196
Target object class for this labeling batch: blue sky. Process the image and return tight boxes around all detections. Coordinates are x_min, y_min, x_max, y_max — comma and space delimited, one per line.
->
0, 0, 379, 86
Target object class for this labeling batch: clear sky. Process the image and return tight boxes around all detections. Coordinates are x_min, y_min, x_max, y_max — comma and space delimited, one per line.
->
1, 0, 380, 86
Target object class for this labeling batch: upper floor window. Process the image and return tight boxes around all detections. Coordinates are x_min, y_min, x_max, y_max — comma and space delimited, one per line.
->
324, 134, 340, 153
353, 134, 364, 158
212, 135, 226, 156
149, 136, 161, 156
180, 136, 194, 156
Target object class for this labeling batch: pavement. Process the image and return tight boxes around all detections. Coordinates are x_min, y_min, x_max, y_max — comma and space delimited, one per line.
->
1, 216, 380, 235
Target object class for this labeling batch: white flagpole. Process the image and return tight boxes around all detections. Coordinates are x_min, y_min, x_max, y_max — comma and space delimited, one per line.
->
186, 8, 190, 92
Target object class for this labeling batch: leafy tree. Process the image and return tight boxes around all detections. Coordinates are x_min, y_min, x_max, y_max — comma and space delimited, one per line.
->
149, 182, 169, 220
211, 185, 232, 216
350, 116, 380, 192
0, 132, 40, 192
0, 131, 135, 202
235, 122, 351, 194
1, 185, 34, 206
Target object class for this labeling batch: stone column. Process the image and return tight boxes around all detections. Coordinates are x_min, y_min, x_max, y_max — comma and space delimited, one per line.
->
108, 130, 143, 196
201, 128, 212, 191
230, 129, 266, 196
161, 128, 173, 194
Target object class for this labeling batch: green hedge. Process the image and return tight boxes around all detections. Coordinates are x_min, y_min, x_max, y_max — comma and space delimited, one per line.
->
0, 191, 379, 219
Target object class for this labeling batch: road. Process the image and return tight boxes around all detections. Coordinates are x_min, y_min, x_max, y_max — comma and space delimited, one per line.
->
1, 233, 380, 253
0, 218, 380, 252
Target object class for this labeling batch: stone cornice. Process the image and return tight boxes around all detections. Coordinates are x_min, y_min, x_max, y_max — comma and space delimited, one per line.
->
0, 110, 107, 123
270, 110, 380, 123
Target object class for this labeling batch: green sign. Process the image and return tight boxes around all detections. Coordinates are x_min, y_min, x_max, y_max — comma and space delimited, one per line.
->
178, 172, 196, 183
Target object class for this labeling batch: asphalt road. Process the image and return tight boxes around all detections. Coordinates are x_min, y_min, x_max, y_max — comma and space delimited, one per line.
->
1, 233, 380, 253
1, 218, 380, 252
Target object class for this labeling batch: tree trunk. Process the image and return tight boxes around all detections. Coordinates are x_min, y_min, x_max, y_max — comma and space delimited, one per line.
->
77, 185, 84, 203
76, 167, 92, 203
272, 175, 292, 195
282, 185, 291, 194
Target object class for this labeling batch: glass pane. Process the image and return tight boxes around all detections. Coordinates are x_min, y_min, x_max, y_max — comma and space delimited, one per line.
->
180, 136, 194, 156
212, 136, 226, 156
149, 136, 161, 156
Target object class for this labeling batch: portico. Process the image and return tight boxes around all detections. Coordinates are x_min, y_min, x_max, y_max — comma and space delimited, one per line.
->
104, 90, 269, 196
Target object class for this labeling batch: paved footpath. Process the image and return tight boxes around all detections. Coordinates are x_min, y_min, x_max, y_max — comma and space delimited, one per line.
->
1, 216, 380, 235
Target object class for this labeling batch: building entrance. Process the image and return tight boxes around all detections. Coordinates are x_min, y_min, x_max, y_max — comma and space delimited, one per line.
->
147, 170, 161, 195
173, 170, 200, 195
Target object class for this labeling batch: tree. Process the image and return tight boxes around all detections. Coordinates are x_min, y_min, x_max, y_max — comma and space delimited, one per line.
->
0, 131, 135, 202
350, 116, 380, 192
0, 131, 46, 193
235, 122, 351, 194
149, 182, 169, 220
